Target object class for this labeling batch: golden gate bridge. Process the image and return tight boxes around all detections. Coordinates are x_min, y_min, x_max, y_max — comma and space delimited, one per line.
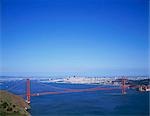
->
5, 78, 128, 104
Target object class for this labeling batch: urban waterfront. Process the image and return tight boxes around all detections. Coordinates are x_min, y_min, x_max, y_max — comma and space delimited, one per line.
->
1, 80, 149, 116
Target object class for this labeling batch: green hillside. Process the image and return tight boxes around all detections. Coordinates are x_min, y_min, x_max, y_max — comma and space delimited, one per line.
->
0, 90, 30, 116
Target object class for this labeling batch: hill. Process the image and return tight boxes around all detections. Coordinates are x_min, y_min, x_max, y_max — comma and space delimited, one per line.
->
0, 90, 30, 116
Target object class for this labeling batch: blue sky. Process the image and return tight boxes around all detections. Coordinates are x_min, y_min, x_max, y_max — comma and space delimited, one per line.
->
1, 0, 149, 76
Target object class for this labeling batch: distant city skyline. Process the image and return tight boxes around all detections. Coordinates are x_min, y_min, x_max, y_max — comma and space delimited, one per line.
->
1, 0, 149, 76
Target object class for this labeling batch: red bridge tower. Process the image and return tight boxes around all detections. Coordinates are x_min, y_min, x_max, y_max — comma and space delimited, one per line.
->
26, 79, 31, 104
121, 79, 127, 95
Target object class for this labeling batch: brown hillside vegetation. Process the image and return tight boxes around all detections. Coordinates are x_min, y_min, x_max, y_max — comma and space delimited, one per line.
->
0, 90, 30, 116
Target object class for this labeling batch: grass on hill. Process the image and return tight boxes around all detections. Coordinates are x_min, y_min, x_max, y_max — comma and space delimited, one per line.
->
0, 90, 30, 116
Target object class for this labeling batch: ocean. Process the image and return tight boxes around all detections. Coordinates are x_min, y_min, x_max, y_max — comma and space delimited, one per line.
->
1, 80, 149, 116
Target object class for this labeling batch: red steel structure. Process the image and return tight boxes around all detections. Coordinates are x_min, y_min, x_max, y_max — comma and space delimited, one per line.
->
26, 79, 31, 104
25, 78, 128, 103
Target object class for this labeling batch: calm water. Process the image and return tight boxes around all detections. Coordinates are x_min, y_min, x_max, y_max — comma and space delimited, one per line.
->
1, 80, 149, 116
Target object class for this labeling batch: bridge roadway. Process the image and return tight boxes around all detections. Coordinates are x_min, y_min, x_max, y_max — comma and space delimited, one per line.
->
30, 86, 121, 96
29, 79, 128, 97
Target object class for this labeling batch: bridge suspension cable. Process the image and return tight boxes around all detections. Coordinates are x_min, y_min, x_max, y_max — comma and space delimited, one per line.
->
6, 80, 25, 91
34, 81, 122, 92
30, 86, 120, 96
33, 81, 73, 91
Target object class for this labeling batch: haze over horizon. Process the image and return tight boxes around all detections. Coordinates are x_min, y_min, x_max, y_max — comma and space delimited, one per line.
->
1, 0, 149, 77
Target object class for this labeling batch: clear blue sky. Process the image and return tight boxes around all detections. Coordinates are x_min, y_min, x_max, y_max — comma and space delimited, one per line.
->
1, 0, 149, 76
